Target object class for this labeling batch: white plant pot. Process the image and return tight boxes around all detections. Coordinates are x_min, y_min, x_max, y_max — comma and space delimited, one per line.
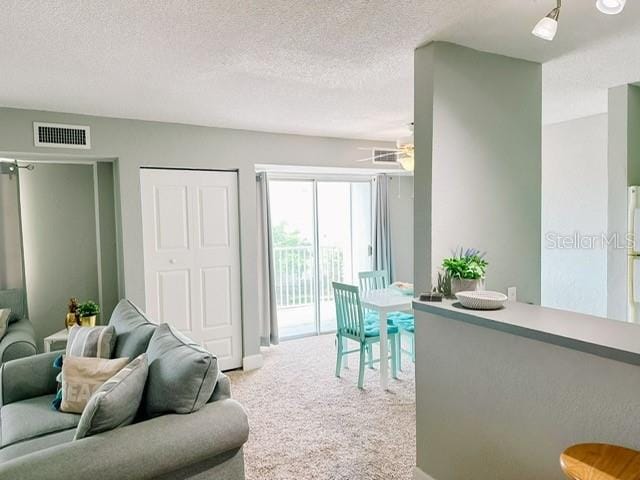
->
450, 278, 484, 295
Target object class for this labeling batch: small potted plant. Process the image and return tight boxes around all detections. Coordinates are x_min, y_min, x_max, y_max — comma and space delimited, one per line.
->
76, 301, 100, 327
441, 247, 488, 295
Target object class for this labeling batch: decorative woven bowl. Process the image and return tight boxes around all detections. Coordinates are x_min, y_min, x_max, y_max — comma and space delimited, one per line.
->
455, 291, 507, 310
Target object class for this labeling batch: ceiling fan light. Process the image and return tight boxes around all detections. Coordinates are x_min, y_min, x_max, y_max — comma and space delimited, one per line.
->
532, 16, 558, 41
398, 156, 414, 173
596, 0, 626, 14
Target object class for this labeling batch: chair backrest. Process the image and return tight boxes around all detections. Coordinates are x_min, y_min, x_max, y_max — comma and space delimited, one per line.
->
332, 282, 364, 340
358, 270, 389, 294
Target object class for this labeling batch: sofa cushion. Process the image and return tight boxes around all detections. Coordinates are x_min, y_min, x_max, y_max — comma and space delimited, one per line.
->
1, 394, 80, 447
0, 429, 75, 463
61, 356, 129, 414
66, 325, 115, 358
144, 324, 218, 417
108, 300, 156, 358
75, 354, 148, 439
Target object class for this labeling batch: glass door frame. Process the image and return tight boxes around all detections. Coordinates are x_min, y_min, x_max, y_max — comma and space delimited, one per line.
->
268, 174, 374, 339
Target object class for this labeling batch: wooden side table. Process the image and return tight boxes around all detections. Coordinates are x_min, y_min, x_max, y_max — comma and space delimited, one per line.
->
43, 329, 69, 353
561, 443, 640, 480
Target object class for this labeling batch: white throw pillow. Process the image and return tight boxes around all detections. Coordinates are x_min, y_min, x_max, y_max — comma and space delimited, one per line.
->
60, 356, 129, 414
0, 309, 11, 339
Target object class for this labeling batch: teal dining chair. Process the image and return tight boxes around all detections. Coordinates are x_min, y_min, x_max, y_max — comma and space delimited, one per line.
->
358, 270, 415, 370
358, 270, 392, 368
395, 314, 415, 367
333, 282, 398, 389
359, 269, 389, 292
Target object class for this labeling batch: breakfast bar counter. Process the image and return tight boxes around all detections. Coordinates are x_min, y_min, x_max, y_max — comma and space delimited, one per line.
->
412, 299, 640, 366
412, 299, 640, 480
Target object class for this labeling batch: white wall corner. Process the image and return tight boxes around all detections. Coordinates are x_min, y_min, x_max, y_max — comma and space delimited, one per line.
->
242, 354, 264, 371
414, 466, 437, 480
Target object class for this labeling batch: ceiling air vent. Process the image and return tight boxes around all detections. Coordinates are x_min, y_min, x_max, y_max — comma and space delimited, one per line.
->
33, 122, 91, 149
372, 149, 399, 165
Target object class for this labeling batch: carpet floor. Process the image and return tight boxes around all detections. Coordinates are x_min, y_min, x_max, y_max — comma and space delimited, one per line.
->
227, 334, 416, 480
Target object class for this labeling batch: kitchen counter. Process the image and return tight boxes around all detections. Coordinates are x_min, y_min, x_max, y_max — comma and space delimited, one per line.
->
413, 299, 640, 366
413, 299, 640, 480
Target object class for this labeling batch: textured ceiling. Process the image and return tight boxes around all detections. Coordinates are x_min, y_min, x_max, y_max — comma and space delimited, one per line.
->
2, 1, 640, 140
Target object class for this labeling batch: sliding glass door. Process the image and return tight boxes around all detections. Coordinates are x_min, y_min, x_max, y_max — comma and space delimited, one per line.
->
269, 178, 373, 339
269, 180, 316, 338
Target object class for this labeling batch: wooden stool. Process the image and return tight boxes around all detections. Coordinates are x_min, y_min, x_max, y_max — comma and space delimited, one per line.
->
561, 443, 640, 480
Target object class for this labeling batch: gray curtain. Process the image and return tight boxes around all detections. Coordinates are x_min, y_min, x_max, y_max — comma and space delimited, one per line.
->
256, 172, 279, 346
0, 163, 28, 320
373, 174, 393, 283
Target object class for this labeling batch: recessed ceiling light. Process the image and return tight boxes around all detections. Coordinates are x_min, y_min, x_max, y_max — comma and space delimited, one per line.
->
596, 0, 626, 14
532, 1, 561, 41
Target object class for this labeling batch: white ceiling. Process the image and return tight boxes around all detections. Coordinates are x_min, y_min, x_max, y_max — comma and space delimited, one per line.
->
2, 1, 640, 140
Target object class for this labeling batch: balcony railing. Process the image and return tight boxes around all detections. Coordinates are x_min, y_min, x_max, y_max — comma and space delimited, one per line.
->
273, 245, 345, 308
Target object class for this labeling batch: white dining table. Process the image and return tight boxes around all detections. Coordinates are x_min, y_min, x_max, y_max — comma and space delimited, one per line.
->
360, 288, 414, 390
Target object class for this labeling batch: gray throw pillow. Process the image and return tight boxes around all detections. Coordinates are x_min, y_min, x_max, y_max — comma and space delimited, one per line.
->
0, 309, 11, 339
108, 300, 156, 358
144, 324, 218, 417
66, 325, 115, 358
75, 354, 148, 440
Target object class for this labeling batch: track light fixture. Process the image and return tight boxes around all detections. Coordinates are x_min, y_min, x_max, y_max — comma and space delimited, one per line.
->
596, 0, 626, 15
532, 0, 561, 41
533, 0, 627, 42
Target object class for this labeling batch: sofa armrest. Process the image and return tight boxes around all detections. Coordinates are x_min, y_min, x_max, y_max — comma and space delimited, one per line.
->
210, 372, 231, 402
0, 351, 61, 407
0, 318, 37, 363
0, 398, 250, 480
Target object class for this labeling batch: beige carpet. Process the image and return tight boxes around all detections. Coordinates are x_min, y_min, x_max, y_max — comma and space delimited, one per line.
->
227, 334, 416, 480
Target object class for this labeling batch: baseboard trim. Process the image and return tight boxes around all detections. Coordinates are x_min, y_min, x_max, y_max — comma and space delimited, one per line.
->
242, 354, 264, 371
414, 466, 437, 480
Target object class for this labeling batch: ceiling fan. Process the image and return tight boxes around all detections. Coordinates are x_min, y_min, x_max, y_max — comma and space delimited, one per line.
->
356, 123, 415, 172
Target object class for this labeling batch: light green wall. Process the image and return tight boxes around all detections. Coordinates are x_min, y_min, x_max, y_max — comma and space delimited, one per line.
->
0, 107, 393, 359
542, 114, 608, 318
19, 163, 99, 347
97, 161, 119, 320
413, 45, 435, 294
414, 42, 542, 304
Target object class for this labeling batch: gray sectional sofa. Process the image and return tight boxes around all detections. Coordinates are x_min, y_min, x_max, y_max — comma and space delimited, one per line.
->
0, 299, 249, 480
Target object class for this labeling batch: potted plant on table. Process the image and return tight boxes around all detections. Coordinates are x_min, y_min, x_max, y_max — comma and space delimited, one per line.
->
76, 301, 100, 327
441, 248, 488, 295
